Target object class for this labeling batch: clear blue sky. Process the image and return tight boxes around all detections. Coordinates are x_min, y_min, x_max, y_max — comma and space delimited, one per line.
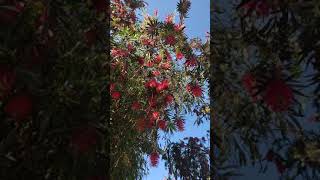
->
136, 0, 210, 179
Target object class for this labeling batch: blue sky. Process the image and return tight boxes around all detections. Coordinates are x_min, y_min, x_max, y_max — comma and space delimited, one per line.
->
136, 0, 210, 179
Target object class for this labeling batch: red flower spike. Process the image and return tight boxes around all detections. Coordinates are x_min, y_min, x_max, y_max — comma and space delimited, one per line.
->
156, 79, 169, 93
151, 111, 160, 120
165, 94, 174, 105
145, 79, 158, 88
111, 91, 121, 100
188, 84, 202, 97
161, 62, 171, 70
185, 57, 198, 67
138, 57, 145, 65
157, 119, 167, 130
165, 35, 176, 46
176, 52, 184, 60
131, 101, 141, 110
4, 94, 33, 121
111, 48, 128, 58
186, 84, 192, 92
263, 79, 293, 112
150, 151, 160, 167
176, 119, 185, 131
127, 43, 134, 52
152, 70, 161, 76
155, 55, 162, 64
145, 60, 154, 67
142, 39, 154, 46
71, 126, 98, 154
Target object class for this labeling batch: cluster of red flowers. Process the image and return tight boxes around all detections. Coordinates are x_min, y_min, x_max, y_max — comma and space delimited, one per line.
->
110, 4, 205, 168
186, 83, 203, 97
150, 151, 160, 167
242, 72, 294, 112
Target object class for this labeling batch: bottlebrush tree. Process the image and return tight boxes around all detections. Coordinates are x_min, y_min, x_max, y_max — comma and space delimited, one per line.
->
0, 0, 210, 179
212, 0, 320, 179
110, 0, 210, 179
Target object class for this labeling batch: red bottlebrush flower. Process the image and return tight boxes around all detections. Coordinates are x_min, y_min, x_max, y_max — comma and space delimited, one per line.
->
274, 158, 287, 174
165, 94, 174, 105
150, 151, 160, 167
157, 119, 167, 130
0, 65, 16, 100
165, 35, 176, 46
161, 62, 171, 70
71, 126, 98, 154
111, 48, 128, 58
187, 84, 202, 97
176, 52, 184, 60
145, 60, 154, 67
165, 14, 174, 24
185, 57, 198, 67
127, 43, 134, 52
142, 39, 154, 46
176, 118, 185, 131
84, 28, 97, 47
136, 119, 146, 132
263, 79, 293, 112
111, 91, 121, 100
265, 150, 275, 161
91, 0, 107, 13
145, 79, 158, 88
156, 79, 169, 93
150, 111, 160, 121
148, 96, 157, 108
4, 94, 33, 121
137, 57, 145, 65
155, 55, 162, 64
186, 84, 192, 92
152, 70, 161, 76
131, 101, 141, 110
